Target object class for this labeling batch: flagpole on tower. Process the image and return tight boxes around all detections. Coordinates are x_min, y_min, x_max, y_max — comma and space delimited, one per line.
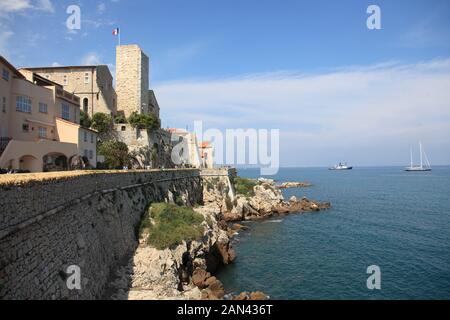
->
118, 26, 121, 46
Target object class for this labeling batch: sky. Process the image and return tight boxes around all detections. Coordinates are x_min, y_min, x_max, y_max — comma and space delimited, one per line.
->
1, 0, 450, 166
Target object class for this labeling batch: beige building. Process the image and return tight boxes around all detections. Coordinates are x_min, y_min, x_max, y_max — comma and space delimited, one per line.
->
20, 65, 117, 118
115, 45, 160, 122
0, 56, 97, 172
168, 128, 204, 168
200, 141, 214, 168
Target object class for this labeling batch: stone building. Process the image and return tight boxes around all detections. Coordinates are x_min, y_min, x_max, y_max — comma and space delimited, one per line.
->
148, 90, 160, 120
168, 128, 206, 168
20, 65, 117, 117
116, 45, 149, 117
0, 56, 98, 172
113, 44, 167, 168
200, 141, 214, 168
115, 45, 160, 121
114, 123, 173, 169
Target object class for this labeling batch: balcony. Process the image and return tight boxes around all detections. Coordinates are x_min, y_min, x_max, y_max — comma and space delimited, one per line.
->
55, 88, 80, 105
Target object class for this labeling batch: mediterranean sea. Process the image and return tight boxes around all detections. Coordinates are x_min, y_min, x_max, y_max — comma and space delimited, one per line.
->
217, 166, 450, 299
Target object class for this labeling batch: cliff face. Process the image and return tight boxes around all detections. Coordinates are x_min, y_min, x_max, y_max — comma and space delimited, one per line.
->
106, 204, 235, 300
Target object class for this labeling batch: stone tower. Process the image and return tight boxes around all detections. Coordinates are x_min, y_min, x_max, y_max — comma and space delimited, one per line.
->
115, 44, 149, 117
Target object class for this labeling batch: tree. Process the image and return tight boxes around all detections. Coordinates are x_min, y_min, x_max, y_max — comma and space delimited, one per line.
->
91, 112, 113, 135
98, 140, 130, 169
114, 114, 127, 124
128, 112, 160, 130
80, 111, 92, 128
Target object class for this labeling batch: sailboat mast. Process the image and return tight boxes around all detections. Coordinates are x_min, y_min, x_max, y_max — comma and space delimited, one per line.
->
410, 147, 413, 168
419, 142, 423, 169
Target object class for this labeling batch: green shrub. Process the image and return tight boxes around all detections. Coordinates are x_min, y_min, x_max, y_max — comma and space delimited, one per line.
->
140, 203, 205, 250
175, 194, 184, 206
128, 112, 160, 130
91, 112, 113, 134
225, 195, 233, 211
234, 177, 257, 196
97, 140, 130, 169
114, 114, 127, 124
80, 111, 92, 128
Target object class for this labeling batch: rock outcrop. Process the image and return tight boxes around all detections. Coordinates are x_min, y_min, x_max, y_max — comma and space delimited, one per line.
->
277, 181, 312, 189
225, 178, 330, 221
233, 291, 270, 300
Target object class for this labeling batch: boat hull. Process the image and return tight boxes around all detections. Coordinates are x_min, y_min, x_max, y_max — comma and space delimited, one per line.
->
329, 167, 353, 171
405, 168, 431, 172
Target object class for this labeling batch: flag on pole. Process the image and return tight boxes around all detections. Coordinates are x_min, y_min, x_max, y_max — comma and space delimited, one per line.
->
113, 27, 121, 45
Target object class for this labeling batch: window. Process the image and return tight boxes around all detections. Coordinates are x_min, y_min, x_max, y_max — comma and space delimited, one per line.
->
90, 133, 94, 143
89, 150, 93, 159
39, 102, 48, 113
16, 96, 32, 113
83, 98, 88, 113
63, 75, 68, 85
22, 124, 29, 132
38, 127, 47, 138
2, 68, 9, 81
121, 126, 126, 131
84, 73, 90, 84
61, 103, 70, 120
84, 131, 87, 142
83, 149, 88, 158
2, 97, 6, 113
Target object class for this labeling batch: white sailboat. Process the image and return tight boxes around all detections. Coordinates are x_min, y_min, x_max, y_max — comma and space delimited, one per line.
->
405, 142, 432, 172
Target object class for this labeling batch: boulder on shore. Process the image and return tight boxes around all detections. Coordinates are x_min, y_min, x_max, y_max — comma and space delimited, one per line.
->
233, 291, 270, 300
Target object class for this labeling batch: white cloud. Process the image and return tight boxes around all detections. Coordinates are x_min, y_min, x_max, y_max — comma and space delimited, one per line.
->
0, 0, 33, 13
155, 59, 450, 166
0, 28, 14, 58
35, 0, 54, 13
51, 62, 61, 67
81, 52, 102, 65
97, 3, 106, 14
0, 0, 54, 13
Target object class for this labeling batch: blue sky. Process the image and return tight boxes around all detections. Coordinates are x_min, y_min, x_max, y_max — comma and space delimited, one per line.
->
1, 0, 450, 166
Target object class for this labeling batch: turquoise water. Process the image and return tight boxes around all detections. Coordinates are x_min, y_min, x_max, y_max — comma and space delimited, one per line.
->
217, 167, 450, 300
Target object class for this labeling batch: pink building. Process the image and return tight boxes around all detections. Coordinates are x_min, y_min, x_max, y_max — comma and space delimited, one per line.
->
0, 56, 97, 172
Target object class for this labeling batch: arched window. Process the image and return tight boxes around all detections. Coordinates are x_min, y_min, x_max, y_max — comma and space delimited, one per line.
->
83, 98, 88, 113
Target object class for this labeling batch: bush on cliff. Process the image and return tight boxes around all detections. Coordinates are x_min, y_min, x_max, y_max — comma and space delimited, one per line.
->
234, 177, 257, 196
140, 203, 205, 250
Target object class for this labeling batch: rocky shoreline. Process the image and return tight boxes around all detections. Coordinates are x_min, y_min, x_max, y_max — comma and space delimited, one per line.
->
277, 181, 312, 189
106, 177, 330, 300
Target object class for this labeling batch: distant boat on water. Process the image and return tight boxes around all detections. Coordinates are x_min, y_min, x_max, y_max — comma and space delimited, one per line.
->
405, 142, 431, 172
329, 162, 353, 170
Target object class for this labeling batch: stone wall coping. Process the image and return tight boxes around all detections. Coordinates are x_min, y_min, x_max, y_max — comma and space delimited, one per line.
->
0, 169, 199, 187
